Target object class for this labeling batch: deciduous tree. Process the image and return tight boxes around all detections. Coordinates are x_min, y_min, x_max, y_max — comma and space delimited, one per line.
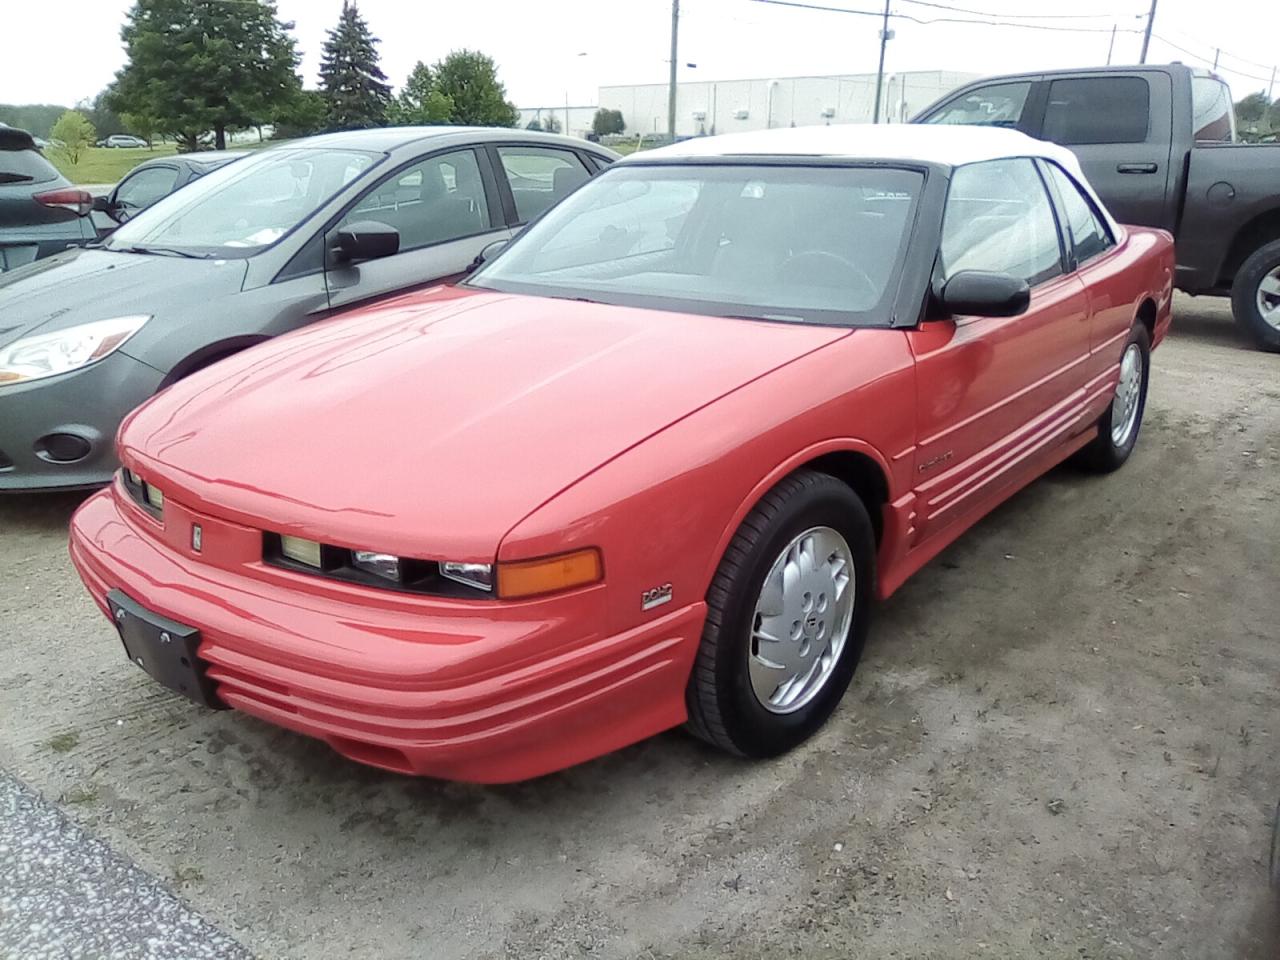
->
387, 62, 453, 126
50, 110, 95, 166
432, 50, 519, 127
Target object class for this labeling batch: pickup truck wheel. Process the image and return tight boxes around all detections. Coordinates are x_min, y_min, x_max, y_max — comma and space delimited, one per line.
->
1079, 324, 1151, 474
685, 470, 875, 759
1230, 240, 1280, 353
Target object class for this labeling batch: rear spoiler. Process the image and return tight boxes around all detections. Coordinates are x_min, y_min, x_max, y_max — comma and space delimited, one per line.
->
0, 127, 38, 151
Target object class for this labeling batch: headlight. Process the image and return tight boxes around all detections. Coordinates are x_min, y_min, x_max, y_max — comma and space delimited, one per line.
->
0, 315, 150, 387
440, 561, 493, 591
353, 550, 401, 581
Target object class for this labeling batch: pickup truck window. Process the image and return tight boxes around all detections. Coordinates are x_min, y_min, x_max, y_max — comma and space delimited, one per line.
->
1043, 162, 1114, 265
923, 82, 1030, 128
1043, 77, 1150, 146
941, 158, 1064, 287
1191, 77, 1235, 142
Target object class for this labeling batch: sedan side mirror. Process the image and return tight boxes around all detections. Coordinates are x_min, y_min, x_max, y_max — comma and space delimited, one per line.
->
333, 220, 400, 263
467, 238, 509, 274
939, 270, 1030, 318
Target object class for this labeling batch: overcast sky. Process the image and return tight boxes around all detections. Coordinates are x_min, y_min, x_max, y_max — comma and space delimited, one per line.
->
3, 0, 1276, 110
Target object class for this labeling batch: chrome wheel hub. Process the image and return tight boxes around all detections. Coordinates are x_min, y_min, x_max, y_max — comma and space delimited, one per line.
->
1257, 266, 1280, 330
748, 526, 855, 714
1110, 343, 1143, 448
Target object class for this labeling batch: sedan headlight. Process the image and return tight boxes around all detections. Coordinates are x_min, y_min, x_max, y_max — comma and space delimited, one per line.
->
0, 315, 150, 387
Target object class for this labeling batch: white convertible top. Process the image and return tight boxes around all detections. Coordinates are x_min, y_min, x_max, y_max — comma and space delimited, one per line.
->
627, 124, 1121, 235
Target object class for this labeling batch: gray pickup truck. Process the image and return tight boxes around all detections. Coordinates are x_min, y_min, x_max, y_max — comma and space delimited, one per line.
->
914, 64, 1280, 351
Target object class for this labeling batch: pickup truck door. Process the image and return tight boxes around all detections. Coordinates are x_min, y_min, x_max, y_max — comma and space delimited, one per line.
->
1032, 72, 1175, 231
906, 158, 1090, 544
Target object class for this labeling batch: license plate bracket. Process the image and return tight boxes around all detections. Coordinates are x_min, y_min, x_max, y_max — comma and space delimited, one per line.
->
106, 589, 224, 709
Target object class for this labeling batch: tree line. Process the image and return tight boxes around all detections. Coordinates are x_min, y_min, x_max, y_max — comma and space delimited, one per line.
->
12, 0, 524, 152
1234, 91, 1280, 140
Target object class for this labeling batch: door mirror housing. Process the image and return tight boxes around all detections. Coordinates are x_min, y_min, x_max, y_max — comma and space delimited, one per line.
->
467, 238, 509, 274
939, 270, 1030, 318
333, 220, 400, 263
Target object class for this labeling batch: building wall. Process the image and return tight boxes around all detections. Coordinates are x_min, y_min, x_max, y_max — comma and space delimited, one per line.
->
598, 70, 978, 138
516, 105, 600, 139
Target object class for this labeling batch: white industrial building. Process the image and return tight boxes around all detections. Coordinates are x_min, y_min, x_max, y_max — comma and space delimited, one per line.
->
597, 70, 978, 138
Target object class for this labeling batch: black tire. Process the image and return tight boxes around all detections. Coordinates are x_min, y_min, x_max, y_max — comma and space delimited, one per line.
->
1079, 323, 1151, 474
1230, 239, 1280, 353
685, 469, 875, 758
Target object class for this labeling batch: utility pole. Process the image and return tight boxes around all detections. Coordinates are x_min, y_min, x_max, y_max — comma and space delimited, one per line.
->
1106, 24, 1117, 65
1213, 48, 1220, 71
667, 0, 679, 141
1139, 0, 1157, 64
1269, 66, 1276, 101
872, 0, 892, 124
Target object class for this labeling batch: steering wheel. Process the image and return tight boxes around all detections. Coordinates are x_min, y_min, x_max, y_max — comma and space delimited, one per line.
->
777, 250, 877, 301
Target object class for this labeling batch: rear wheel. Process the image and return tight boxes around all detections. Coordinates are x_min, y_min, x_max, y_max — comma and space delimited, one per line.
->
685, 470, 875, 758
1230, 239, 1280, 353
1079, 324, 1150, 473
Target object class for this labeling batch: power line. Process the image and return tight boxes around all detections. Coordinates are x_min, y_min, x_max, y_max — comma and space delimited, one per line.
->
1150, 33, 1276, 84
1158, 26, 1274, 72
750, 0, 1143, 33
896, 0, 1142, 21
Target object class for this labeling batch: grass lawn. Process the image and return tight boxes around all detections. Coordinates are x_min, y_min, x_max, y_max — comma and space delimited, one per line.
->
48, 144, 179, 186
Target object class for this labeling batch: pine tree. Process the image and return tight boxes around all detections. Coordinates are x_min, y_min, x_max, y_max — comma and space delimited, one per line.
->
318, 1, 392, 130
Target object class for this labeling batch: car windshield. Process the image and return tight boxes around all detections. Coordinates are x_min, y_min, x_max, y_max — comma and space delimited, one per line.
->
104, 147, 381, 257
469, 163, 922, 325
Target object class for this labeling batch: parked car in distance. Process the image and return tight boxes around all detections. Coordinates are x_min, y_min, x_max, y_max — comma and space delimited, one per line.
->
915, 63, 1280, 351
0, 126, 95, 272
69, 125, 1174, 783
92, 149, 248, 236
98, 134, 150, 149
0, 127, 616, 491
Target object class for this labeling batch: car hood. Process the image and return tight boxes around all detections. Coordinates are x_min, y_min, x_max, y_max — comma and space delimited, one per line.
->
0, 247, 247, 350
121, 287, 849, 559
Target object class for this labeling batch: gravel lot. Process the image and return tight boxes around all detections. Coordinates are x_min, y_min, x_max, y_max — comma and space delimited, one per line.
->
2, 294, 1278, 959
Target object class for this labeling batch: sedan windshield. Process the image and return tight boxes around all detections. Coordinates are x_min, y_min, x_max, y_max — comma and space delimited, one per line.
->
470, 163, 923, 325
104, 147, 380, 257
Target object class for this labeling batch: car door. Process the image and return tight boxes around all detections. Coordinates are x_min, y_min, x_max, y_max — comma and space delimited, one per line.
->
906, 157, 1091, 543
323, 146, 511, 312
488, 144, 594, 226
1039, 158, 1129, 390
1033, 73, 1174, 230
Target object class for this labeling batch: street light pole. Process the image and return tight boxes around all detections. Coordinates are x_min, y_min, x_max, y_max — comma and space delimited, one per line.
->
1139, 0, 1157, 64
872, 0, 892, 124
668, 0, 680, 140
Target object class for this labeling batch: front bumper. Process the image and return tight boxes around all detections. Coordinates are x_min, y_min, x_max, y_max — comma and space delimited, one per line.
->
68, 487, 704, 783
0, 352, 165, 492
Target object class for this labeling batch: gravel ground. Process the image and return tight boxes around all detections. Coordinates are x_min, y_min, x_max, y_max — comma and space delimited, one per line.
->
1, 294, 1277, 959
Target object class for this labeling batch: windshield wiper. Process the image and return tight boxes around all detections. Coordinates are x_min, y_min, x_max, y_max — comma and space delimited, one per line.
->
112, 245, 214, 260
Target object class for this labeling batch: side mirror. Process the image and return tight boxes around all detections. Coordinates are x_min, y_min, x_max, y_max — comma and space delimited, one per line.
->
467, 238, 509, 273
939, 270, 1030, 318
333, 220, 400, 263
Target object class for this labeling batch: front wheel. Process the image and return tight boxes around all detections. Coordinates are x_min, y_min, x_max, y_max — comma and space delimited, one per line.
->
685, 470, 875, 758
1079, 324, 1151, 473
1230, 239, 1280, 353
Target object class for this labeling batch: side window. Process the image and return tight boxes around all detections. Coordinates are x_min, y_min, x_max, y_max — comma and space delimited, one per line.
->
340, 149, 489, 252
1042, 77, 1150, 145
922, 82, 1031, 128
1191, 77, 1235, 142
1044, 162, 1114, 265
115, 166, 179, 212
941, 158, 1063, 287
496, 146, 591, 223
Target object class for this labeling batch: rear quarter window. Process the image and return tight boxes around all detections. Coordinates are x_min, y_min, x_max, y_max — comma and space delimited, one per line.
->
1191, 77, 1235, 142
0, 148, 61, 185
1042, 77, 1151, 145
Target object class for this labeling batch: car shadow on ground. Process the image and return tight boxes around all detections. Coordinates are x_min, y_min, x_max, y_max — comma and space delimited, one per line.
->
1169, 299, 1259, 351
0, 491, 94, 535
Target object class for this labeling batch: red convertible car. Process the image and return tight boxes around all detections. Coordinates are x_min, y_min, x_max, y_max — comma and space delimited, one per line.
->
69, 126, 1174, 782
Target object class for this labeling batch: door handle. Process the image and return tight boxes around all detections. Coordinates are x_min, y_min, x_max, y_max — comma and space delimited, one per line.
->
1116, 162, 1158, 174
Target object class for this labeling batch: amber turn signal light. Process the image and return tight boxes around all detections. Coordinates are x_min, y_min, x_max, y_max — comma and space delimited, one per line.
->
497, 548, 603, 599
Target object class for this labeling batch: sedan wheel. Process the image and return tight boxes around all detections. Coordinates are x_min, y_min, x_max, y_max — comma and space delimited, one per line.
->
748, 526, 855, 714
1079, 323, 1150, 474
686, 469, 875, 758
